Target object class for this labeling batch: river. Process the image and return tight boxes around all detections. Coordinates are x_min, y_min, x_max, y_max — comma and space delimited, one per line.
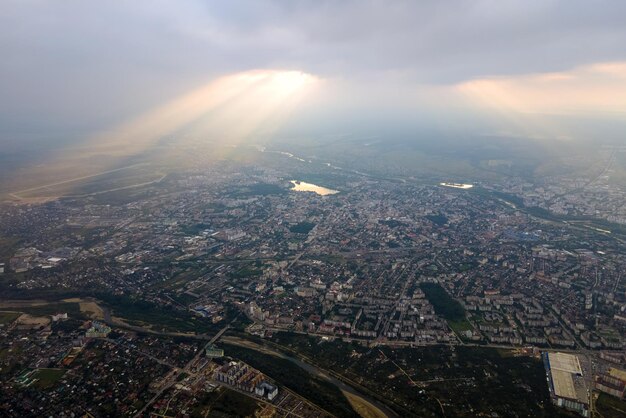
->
222, 336, 398, 417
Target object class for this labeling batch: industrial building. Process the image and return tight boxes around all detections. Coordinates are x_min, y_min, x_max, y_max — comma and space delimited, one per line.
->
543, 352, 589, 417
85, 321, 111, 338
255, 381, 279, 400
204, 344, 224, 358
595, 368, 626, 399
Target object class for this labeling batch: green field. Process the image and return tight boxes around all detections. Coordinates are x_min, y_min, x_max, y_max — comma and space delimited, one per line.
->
19, 302, 83, 319
448, 319, 474, 334
0, 237, 21, 264
0, 311, 21, 325
596, 392, 626, 418
32, 368, 66, 389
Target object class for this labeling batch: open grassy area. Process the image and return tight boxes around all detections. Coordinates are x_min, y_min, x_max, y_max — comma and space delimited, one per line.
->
19, 302, 83, 319
0, 311, 21, 325
0, 237, 21, 264
596, 392, 626, 418
448, 318, 474, 334
32, 368, 66, 389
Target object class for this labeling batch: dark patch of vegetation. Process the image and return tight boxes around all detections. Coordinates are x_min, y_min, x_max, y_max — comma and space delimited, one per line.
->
20, 302, 84, 319
51, 318, 85, 333
180, 223, 211, 235
379, 219, 406, 228
458, 262, 476, 272
448, 319, 473, 333
237, 183, 286, 196
190, 387, 260, 418
0, 311, 21, 325
420, 283, 465, 322
289, 221, 316, 234
596, 393, 626, 418
490, 190, 526, 207
97, 294, 224, 334
0, 237, 21, 264
223, 343, 357, 418
31, 368, 66, 389
266, 332, 573, 417
426, 214, 448, 226
231, 266, 262, 279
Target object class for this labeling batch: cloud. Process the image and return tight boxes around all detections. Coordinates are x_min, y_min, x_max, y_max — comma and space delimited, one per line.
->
1, 0, 626, 138
457, 61, 626, 115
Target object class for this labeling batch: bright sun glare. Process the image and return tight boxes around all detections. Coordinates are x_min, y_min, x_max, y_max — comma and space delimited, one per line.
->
83, 69, 319, 157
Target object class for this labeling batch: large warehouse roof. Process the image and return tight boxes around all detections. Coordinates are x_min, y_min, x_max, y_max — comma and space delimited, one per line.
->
546, 352, 587, 404
548, 352, 582, 374
551, 369, 577, 400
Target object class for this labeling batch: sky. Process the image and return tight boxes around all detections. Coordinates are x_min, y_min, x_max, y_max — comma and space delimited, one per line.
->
2, 0, 626, 147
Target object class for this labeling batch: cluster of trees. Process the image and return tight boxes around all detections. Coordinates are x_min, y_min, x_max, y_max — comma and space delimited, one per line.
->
223, 344, 358, 418
419, 282, 465, 321
289, 221, 316, 234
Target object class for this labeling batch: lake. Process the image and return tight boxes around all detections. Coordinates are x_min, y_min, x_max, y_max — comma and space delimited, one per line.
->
290, 180, 339, 196
440, 182, 473, 189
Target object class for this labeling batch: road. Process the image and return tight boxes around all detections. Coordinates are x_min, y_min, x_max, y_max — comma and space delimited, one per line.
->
132, 314, 238, 417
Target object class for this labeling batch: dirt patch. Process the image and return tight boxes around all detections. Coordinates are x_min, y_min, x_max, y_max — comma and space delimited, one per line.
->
80, 301, 104, 319
63, 298, 104, 320
342, 390, 387, 418
0, 300, 50, 309
15, 314, 50, 329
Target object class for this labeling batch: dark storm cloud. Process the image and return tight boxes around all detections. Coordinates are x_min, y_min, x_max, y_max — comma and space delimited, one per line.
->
1, 0, 626, 133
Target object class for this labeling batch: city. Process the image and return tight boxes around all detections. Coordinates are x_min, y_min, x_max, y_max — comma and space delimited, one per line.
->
1, 144, 625, 416
2, 1, 626, 417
